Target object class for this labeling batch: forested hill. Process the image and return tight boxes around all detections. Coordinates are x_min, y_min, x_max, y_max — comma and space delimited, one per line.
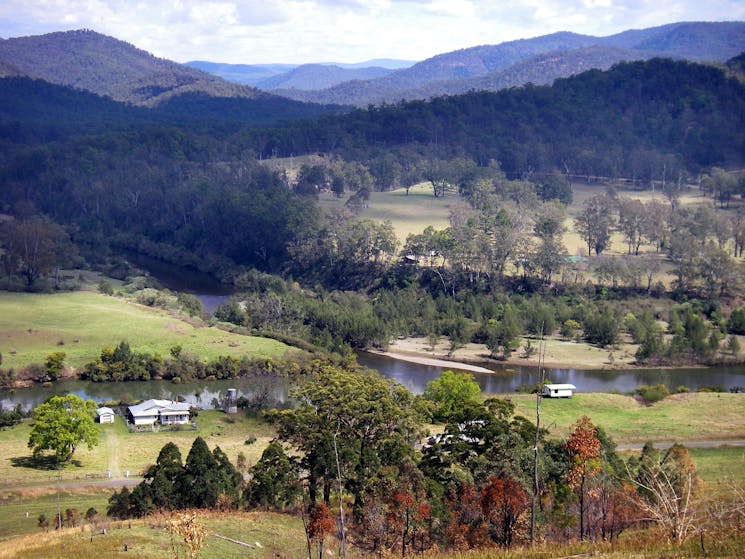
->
251, 57, 745, 174
271, 21, 745, 106
0, 29, 345, 116
0, 55, 743, 283
0, 76, 347, 144
393, 46, 655, 101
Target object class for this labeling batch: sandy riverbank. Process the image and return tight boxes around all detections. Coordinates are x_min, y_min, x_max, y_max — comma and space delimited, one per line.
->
378, 335, 642, 372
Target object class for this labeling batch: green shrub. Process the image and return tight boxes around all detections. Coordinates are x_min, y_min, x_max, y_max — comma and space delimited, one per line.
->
635, 384, 670, 403
727, 307, 745, 335
98, 280, 115, 295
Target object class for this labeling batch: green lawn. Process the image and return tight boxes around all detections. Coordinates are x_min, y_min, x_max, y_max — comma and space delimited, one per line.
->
509, 392, 745, 443
0, 411, 274, 488
0, 291, 292, 370
688, 446, 745, 486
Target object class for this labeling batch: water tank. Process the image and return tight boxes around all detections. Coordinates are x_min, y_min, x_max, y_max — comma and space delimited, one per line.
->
224, 388, 238, 414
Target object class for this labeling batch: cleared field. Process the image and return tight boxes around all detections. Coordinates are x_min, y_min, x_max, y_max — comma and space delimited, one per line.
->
0, 511, 307, 559
687, 446, 745, 486
0, 411, 274, 488
509, 392, 745, 444
0, 488, 111, 541
0, 291, 292, 370
321, 182, 453, 242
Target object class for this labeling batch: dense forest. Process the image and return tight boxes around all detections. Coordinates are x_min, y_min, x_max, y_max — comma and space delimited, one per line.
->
1, 56, 744, 370
249, 58, 745, 173
1, 58, 743, 278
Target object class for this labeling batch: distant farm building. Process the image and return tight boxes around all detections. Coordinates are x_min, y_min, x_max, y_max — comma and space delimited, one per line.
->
96, 406, 116, 424
127, 399, 191, 426
543, 384, 576, 398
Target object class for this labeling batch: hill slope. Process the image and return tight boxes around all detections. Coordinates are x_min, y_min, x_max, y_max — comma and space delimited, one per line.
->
0, 30, 266, 106
257, 63, 393, 90
273, 21, 745, 106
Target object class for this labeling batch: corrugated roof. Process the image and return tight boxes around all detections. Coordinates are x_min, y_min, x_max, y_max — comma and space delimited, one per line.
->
544, 384, 577, 390
128, 399, 190, 416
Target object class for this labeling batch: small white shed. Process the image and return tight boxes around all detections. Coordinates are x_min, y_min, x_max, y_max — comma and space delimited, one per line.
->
543, 384, 576, 398
96, 407, 116, 424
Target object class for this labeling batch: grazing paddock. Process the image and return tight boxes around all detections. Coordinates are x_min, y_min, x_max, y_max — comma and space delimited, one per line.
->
0, 291, 292, 371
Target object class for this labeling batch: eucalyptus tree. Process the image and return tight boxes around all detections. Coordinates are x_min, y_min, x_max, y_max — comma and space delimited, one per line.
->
266, 366, 424, 515
575, 194, 615, 256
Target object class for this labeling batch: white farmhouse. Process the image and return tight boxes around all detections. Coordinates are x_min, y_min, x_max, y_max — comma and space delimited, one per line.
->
542, 384, 577, 398
127, 399, 191, 426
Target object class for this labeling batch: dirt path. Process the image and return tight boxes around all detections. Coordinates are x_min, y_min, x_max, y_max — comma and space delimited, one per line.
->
104, 428, 121, 479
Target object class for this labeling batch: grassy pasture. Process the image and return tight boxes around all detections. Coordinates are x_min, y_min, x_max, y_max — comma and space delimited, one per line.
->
0, 488, 111, 542
320, 182, 453, 242
509, 392, 745, 444
0, 291, 291, 371
0, 411, 274, 489
0, 511, 307, 559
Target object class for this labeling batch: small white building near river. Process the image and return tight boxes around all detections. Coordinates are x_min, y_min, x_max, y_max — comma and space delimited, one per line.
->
96, 406, 116, 424
543, 384, 576, 398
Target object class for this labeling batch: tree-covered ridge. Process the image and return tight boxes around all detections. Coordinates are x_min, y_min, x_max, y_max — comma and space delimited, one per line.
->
0, 75, 346, 145
253, 58, 745, 174
396, 46, 656, 101
1, 57, 743, 289
0, 29, 261, 106
268, 21, 745, 106
0, 28, 344, 118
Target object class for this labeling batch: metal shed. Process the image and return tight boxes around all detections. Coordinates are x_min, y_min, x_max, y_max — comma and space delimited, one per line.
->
542, 383, 576, 398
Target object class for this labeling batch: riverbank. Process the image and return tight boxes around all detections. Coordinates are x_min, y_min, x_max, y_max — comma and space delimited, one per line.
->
382, 335, 645, 371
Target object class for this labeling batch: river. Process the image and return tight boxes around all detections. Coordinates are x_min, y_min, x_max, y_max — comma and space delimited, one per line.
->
6, 254, 726, 410
357, 352, 745, 395
2, 354, 744, 412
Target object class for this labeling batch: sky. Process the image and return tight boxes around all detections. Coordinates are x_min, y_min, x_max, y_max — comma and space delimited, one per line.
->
0, 1, 743, 65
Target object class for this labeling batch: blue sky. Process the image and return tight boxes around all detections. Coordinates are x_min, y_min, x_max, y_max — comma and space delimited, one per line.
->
0, 1, 743, 64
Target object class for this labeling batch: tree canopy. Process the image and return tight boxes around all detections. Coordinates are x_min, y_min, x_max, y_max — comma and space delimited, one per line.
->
27, 395, 99, 463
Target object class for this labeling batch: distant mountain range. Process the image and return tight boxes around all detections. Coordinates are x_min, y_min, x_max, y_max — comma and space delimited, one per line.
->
237, 21, 745, 106
185, 58, 413, 87
0, 22, 742, 114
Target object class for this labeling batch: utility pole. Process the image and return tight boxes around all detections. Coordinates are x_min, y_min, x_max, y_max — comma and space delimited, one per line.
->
57, 468, 62, 530
530, 324, 547, 545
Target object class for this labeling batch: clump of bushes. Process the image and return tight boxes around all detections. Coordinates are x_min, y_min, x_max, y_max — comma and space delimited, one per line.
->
635, 383, 670, 403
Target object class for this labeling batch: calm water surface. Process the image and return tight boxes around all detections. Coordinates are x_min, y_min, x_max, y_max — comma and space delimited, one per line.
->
3, 355, 743, 411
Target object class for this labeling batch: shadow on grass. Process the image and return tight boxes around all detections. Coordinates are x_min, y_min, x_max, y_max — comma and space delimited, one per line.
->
10, 455, 82, 470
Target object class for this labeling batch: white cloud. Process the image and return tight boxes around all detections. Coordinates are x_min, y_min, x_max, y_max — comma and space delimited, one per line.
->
0, 0, 742, 63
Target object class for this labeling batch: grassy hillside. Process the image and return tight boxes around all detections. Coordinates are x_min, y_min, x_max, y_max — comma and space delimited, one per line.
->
0, 291, 292, 371
0, 411, 273, 488
0, 511, 307, 558
510, 392, 745, 443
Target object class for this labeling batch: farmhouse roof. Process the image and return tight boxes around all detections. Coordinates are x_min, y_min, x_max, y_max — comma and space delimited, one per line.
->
128, 399, 190, 416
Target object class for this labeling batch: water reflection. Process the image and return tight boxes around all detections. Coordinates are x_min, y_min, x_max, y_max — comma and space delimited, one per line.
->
3, 354, 744, 412
357, 352, 745, 395
0, 377, 290, 412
